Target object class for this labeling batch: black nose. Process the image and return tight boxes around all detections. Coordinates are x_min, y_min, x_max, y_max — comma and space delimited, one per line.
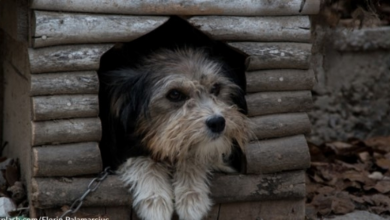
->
206, 116, 225, 133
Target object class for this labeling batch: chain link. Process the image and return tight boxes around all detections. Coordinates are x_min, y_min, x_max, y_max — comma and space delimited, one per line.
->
60, 167, 112, 218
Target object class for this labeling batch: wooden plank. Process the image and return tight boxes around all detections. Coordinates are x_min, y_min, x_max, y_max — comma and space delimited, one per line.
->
31, 0, 321, 16
0, 0, 29, 42
31, 118, 102, 146
333, 26, 390, 51
32, 11, 169, 47
132, 205, 219, 220
246, 69, 315, 92
218, 199, 305, 220
32, 142, 102, 177
189, 16, 311, 42
246, 91, 312, 117
31, 71, 99, 96
1, 32, 38, 216
250, 113, 311, 140
31, 176, 132, 209
211, 170, 305, 203
229, 42, 312, 70
32, 95, 99, 121
246, 135, 310, 174
29, 44, 113, 74
43, 206, 131, 219
31, 170, 305, 208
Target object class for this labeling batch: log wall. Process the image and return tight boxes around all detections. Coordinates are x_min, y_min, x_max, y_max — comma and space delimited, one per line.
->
30, 0, 320, 16
0, 0, 321, 218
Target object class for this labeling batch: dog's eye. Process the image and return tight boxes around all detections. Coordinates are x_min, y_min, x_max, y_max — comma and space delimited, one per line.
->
210, 83, 221, 96
167, 89, 187, 102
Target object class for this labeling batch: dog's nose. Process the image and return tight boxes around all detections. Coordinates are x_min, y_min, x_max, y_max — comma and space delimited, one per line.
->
206, 116, 225, 133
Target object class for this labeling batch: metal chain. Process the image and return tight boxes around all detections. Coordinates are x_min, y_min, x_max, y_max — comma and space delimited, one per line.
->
60, 167, 112, 218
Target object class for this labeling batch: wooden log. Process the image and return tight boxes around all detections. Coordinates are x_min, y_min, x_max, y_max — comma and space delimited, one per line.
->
250, 113, 311, 140
32, 11, 169, 47
31, 71, 99, 96
189, 16, 311, 42
43, 206, 132, 219
31, 0, 321, 16
32, 95, 99, 121
132, 205, 220, 220
31, 118, 101, 146
31, 170, 305, 208
229, 42, 312, 70
211, 170, 305, 203
29, 44, 113, 74
246, 91, 312, 117
218, 199, 305, 220
31, 175, 131, 209
32, 142, 102, 177
246, 135, 310, 174
333, 26, 390, 51
246, 69, 315, 92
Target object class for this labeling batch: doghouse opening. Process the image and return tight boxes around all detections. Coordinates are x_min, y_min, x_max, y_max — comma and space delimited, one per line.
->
97, 16, 248, 171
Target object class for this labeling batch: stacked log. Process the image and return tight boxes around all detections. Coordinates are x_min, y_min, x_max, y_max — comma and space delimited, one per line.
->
2, 0, 321, 219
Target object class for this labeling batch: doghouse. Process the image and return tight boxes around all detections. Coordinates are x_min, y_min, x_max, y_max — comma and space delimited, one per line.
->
0, 0, 320, 219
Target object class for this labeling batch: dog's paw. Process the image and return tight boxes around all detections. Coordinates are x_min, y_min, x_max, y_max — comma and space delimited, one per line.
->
175, 191, 212, 220
136, 196, 174, 220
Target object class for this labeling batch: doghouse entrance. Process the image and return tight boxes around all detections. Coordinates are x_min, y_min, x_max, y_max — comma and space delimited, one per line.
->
98, 16, 249, 170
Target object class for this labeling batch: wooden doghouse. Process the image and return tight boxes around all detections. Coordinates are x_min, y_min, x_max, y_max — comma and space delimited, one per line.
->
0, 0, 320, 219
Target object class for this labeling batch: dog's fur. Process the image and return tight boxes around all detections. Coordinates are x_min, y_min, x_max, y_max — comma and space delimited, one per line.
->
99, 48, 250, 220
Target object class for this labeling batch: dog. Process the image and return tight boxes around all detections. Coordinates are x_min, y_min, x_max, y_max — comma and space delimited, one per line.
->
99, 47, 250, 220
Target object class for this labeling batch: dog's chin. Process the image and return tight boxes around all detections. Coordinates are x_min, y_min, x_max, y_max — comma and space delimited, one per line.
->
207, 132, 223, 141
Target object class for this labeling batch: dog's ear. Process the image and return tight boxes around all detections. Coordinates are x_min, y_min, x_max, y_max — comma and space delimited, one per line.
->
101, 68, 151, 132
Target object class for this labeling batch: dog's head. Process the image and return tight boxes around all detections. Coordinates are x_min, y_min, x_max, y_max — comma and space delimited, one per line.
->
104, 48, 250, 164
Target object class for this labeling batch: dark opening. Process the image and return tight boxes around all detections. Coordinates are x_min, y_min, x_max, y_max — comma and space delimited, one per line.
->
98, 16, 248, 170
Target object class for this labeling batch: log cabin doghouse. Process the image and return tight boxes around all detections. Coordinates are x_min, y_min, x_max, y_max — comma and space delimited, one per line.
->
0, 0, 320, 219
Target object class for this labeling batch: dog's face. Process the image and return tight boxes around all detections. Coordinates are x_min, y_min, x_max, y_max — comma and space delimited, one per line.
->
109, 49, 249, 164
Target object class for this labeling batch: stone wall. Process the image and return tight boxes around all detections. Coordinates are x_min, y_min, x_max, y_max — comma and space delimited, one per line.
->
308, 24, 390, 144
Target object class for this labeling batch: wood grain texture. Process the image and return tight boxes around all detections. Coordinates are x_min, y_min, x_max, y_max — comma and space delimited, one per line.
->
31, 176, 131, 209
32, 11, 169, 47
229, 42, 312, 70
211, 170, 305, 203
246, 135, 310, 174
250, 113, 311, 140
31, 0, 321, 16
31, 170, 305, 208
31, 71, 99, 96
246, 69, 315, 92
189, 16, 311, 42
32, 95, 99, 121
246, 91, 313, 117
218, 199, 305, 220
132, 205, 220, 220
0, 0, 29, 42
43, 207, 131, 220
28, 44, 113, 74
32, 142, 102, 177
31, 118, 102, 146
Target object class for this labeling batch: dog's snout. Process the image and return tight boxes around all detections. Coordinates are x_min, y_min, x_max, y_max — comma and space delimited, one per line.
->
206, 116, 225, 133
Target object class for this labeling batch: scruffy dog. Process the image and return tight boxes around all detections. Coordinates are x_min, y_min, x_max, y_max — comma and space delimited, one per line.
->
99, 48, 250, 220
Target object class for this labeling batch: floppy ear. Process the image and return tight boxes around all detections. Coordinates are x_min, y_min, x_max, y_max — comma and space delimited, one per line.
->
101, 68, 151, 132
98, 68, 152, 168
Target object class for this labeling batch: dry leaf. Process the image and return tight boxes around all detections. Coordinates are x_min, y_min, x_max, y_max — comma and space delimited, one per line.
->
376, 158, 390, 170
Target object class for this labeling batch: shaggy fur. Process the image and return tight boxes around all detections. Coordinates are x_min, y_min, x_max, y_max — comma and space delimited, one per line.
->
99, 48, 250, 220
